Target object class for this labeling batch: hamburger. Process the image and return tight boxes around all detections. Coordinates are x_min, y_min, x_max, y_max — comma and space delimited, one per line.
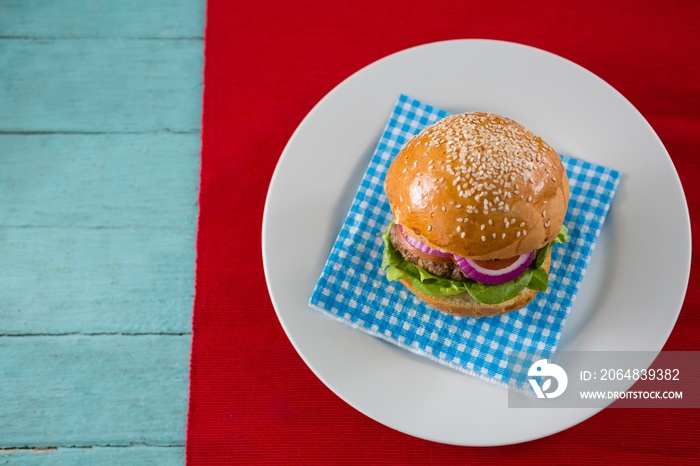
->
381, 112, 570, 317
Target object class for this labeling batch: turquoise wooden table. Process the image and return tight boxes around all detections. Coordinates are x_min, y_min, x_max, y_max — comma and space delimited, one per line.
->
0, 1, 203, 463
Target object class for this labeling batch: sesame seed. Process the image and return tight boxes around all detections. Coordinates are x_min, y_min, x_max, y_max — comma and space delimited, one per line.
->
502, 233, 506, 239
527, 196, 533, 202
457, 226, 462, 232
488, 219, 493, 225
543, 210, 547, 217
427, 225, 432, 231
520, 222, 525, 227
442, 206, 447, 212
481, 224, 486, 230
407, 112, 557, 219
461, 232, 466, 238
522, 230, 528, 236
516, 231, 521, 238
545, 220, 551, 227
455, 204, 462, 209
481, 236, 486, 242
492, 233, 497, 239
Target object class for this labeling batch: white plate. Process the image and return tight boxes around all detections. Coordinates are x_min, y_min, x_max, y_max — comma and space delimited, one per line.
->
261, 39, 690, 445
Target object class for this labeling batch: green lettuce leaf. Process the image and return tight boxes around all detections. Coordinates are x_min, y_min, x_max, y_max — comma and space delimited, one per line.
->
463, 269, 535, 304
534, 243, 551, 268
528, 267, 549, 291
380, 223, 569, 305
556, 224, 569, 243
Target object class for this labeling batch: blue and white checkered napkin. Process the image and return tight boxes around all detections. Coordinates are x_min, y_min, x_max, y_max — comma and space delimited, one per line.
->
309, 94, 621, 387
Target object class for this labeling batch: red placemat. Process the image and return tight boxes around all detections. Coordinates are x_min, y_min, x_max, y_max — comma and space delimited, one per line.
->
187, 1, 700, 464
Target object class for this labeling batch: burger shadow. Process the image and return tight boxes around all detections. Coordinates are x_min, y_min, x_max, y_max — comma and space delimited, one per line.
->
557, 198, 621, 350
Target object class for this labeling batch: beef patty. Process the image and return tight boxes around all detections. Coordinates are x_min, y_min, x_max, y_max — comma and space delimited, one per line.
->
389, 224, 468, 281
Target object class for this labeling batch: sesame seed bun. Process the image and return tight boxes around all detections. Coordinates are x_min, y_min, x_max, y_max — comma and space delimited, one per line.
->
384, 112, 570, 261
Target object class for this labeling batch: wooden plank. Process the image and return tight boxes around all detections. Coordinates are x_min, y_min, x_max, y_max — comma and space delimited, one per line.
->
0, 135, 198, 334
0, 335, 190, 447
0, 0, 204, 39
0, 134, 200, 229
0, 39, 203, 132
0, 0, 203, 456
0, 226, 194, 334
0, 446, 183, 465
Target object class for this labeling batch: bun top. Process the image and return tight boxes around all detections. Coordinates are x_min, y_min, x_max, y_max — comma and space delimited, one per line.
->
384, 112, 570, 260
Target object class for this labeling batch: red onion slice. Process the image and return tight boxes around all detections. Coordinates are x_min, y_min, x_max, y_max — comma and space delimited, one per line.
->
397, 224, 453, 263
454, 251, 535, 285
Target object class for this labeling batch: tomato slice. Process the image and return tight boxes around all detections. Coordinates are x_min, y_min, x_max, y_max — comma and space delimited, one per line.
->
472, 255, 521, 270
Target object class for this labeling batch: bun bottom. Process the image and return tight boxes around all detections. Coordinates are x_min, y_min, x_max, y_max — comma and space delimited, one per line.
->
400, 251, 551, 318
